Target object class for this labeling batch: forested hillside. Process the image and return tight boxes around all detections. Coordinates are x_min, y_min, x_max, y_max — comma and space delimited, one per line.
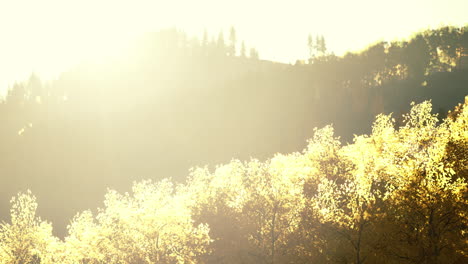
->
0, 26, 467, 237
1, 98, 467, 263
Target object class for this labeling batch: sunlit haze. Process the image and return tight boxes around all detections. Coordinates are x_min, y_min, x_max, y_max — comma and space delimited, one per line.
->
0, 0, 467, 94
0, 0, 468, 258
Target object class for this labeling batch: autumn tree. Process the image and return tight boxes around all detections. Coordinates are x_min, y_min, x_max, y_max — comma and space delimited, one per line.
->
0, 191, 62, 264
63, 180, 211, 264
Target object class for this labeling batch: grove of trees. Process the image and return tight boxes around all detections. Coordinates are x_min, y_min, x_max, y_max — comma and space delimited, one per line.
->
1, 98, 467, 263
0, 25, 467, 242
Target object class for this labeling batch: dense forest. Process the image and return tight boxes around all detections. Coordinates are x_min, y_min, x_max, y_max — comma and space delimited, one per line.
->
0, 25, 467, 262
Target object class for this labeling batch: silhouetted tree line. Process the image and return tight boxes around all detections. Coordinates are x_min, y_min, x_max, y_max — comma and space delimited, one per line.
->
0, 26, 467, 237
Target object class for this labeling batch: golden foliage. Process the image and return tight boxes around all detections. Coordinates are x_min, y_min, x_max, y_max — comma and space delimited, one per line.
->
1, 98, 467, 263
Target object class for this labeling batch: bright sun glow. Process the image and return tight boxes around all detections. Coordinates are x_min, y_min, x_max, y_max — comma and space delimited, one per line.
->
0, 0, 467, 94
0, 0, 467, 260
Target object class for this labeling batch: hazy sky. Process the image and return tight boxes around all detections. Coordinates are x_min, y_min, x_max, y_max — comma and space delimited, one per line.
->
0, 0, 467, 94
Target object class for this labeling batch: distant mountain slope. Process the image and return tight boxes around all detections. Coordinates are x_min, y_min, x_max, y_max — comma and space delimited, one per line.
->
0, 26, 467, 236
